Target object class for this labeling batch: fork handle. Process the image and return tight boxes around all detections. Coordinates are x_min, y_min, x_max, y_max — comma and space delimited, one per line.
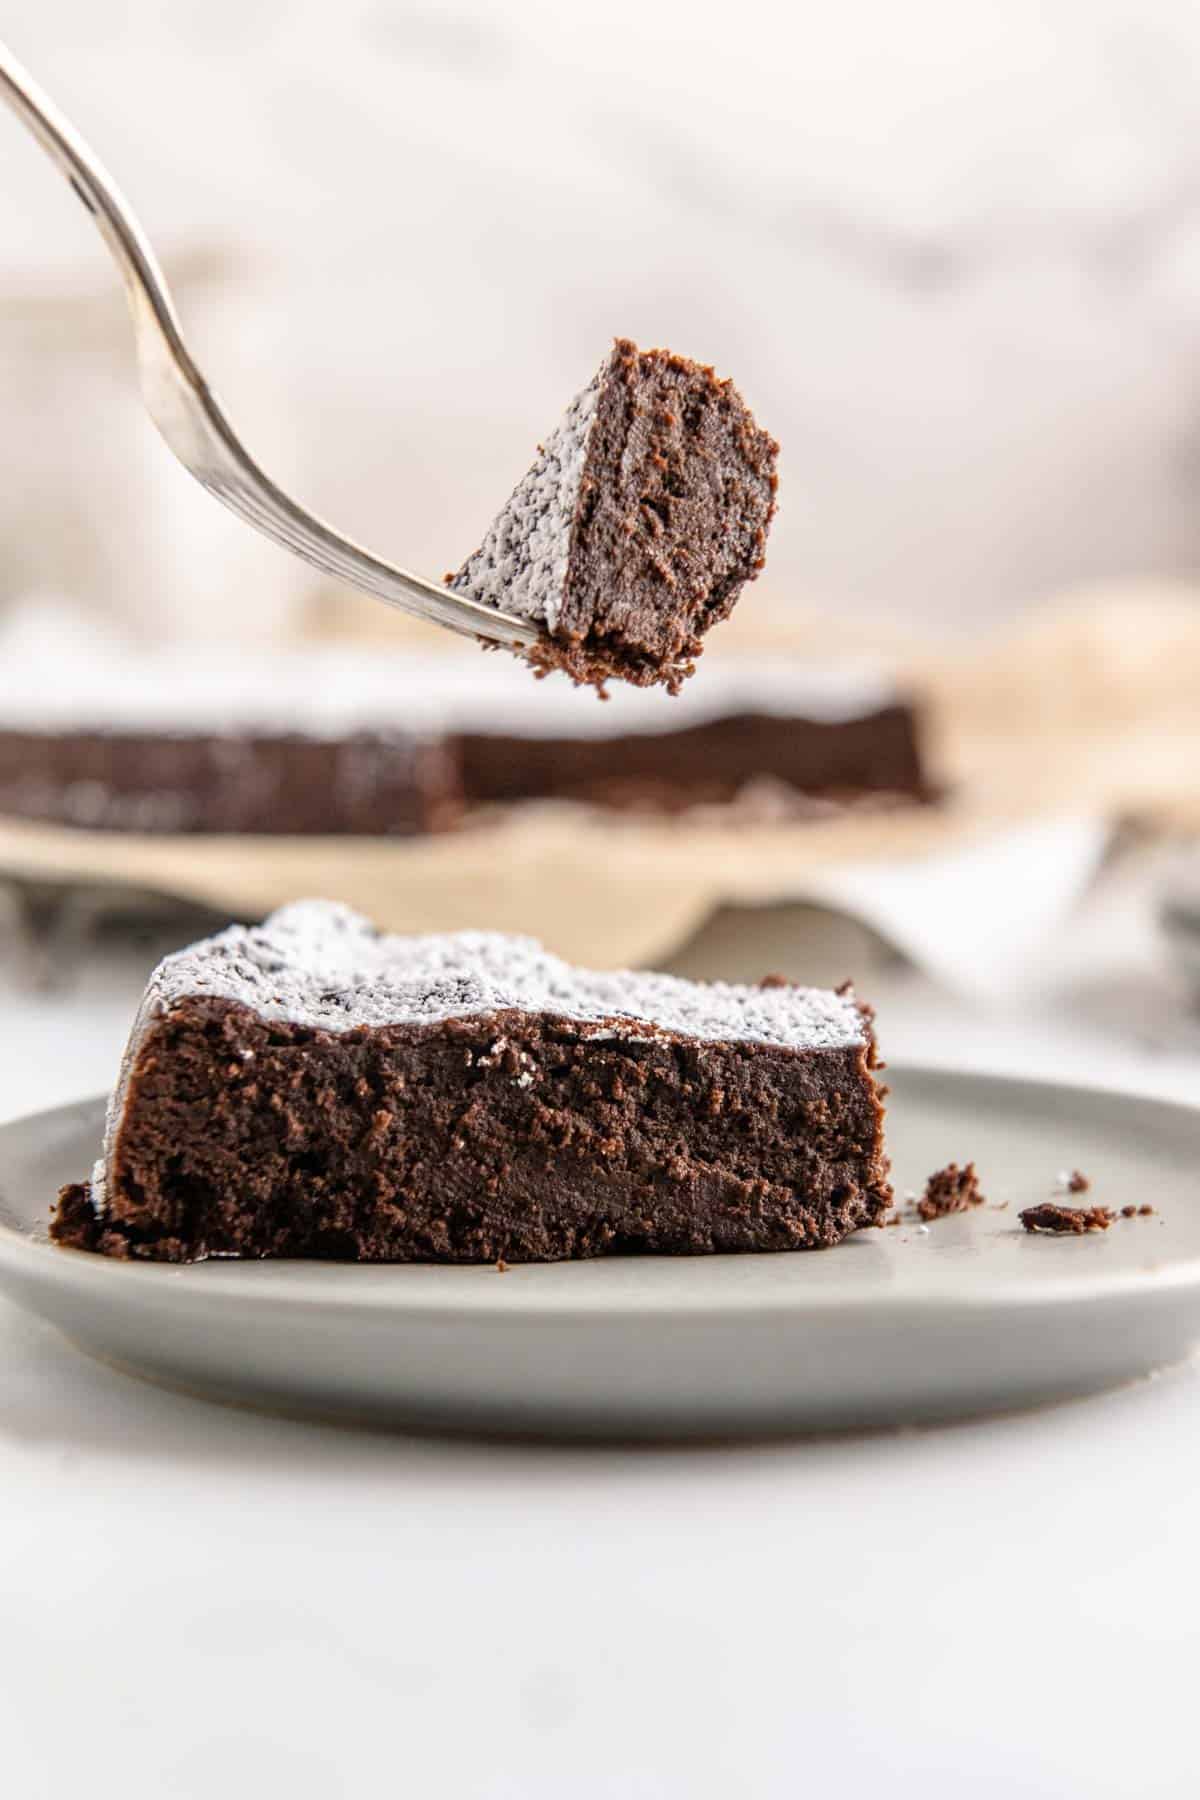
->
0, 41, 199, 385
0, 38, 540, 649
0, 39, 259, 487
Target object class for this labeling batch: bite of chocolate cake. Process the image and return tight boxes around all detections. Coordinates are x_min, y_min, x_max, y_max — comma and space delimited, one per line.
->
448, 339, 779, 691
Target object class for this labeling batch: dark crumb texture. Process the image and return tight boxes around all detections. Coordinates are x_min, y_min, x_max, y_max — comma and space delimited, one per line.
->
1120, 1204, 1155, 1218
1020, 1202, 1115, 1235
454, 340, 779, 693
917, 1161, 986, 1220
1066, 1170, 1090, 1193
51, 997, 890, 1265
53, 1183, 110, 1255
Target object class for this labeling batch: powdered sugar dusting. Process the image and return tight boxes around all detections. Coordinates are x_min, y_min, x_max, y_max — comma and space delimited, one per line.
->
448, 363, 602, 631
89, 900, 867, 1219
142, 900, 867, 1052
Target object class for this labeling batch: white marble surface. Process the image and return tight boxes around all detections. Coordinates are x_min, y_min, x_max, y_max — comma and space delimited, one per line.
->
1, 875, 1199, 1796
5, 2, 1200, 640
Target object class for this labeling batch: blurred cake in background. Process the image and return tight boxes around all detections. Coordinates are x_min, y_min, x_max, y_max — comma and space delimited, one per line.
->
453, 662, 926, 817
0, 607, 928, 838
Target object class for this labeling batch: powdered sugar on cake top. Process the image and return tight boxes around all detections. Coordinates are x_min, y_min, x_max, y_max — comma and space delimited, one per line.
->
143, 900, 868, 1052
448, 367, 602, 632
88, 900, 868, 1217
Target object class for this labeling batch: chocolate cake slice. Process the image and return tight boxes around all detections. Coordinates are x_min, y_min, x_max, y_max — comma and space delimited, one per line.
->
448, 339, 779, 692
52, 901, 890, 1264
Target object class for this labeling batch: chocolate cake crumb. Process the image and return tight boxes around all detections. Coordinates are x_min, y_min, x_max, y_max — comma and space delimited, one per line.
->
1067, 1170, 1090, 1193
496, 1258, 509, 1273
51, 1182, 99, 1250
1020, 1202, 1114, 1235
50, 1181, 138, 1258
1140, 1204, 1155, 1216
917, 1161, 985, 1220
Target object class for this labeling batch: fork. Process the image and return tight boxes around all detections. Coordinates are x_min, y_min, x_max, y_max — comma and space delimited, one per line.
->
0, 40, 539, 652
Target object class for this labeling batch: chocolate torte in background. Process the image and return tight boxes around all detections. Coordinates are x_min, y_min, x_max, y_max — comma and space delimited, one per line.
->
52, 900, 890, 1264
0, 639, 928, 837
0, 646, 462, 836
0, 727, 462, 836
457, 691, 924, 814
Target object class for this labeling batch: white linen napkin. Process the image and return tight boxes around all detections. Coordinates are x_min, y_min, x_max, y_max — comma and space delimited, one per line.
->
788, 815, 1109, 999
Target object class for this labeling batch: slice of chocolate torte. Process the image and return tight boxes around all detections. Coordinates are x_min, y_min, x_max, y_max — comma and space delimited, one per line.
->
0, 613, 927, 838
52, 901, 890, 1264
448, 339, 779, 691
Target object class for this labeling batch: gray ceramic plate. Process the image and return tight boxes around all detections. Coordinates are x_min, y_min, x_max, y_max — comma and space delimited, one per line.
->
0, 1068, 1197, 1438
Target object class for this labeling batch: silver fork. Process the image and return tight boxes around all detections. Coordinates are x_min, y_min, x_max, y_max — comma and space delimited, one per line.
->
0, 40, 539, 652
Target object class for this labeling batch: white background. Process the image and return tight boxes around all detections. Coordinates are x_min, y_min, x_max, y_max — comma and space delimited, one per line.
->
4, 2, 1200, 638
